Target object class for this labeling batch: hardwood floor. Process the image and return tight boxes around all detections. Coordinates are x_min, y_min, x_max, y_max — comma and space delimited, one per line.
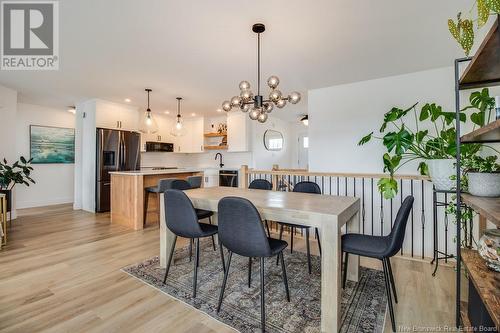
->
0, 205, 456, 332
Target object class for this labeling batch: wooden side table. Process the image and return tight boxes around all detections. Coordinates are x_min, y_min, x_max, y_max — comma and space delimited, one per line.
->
0, 193, 7, 247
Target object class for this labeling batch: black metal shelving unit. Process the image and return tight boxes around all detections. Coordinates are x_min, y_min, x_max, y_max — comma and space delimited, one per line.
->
454, 15, 500, 329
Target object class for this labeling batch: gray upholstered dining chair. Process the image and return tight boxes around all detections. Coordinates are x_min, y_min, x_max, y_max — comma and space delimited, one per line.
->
276, 181, 322, 274
162, 189, 225, 298
216, 196, 290, 333
342, 195, 414, 332
170, 179, 217, 256
248, 179, 273, 237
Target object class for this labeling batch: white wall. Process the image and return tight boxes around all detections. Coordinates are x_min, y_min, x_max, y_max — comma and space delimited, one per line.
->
0, 85, 18, 217
251, 117, 293, 169
15, 104, 75, 208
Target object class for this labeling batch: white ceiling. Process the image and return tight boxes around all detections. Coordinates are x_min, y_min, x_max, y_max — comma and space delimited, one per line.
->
0, 0, 473, 121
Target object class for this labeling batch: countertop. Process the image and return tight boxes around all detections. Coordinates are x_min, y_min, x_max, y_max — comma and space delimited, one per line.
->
109, 168, 204, 176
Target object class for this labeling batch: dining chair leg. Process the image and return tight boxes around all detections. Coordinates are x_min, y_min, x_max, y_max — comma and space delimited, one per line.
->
248, 257, 252, 288
265, 220, 271, 237
260, 257, 266, 333
305, 228, 312, 274
290, 227, 294, 253
315, 227, 322, 256
219, 239, 225, 273
382, 258, 396, 332
342, 252, 348, 289
279, 252, 290, 302
193, 238, 200, 298
208, 217, 216, 251
163, 235, 177, 284
143, 192, 149, 228
277, 224, 284, 266
386, 257, 398, 304
189, 239, 193, 262
217, 251, 233, 313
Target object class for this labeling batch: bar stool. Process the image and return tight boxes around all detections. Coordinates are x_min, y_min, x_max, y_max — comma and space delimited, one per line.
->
144, 178, 176, 227
187, 175, 202, 189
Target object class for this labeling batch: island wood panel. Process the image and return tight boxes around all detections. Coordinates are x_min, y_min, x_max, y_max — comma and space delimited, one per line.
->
111, 172, 201, 230
143, 173, 202, 226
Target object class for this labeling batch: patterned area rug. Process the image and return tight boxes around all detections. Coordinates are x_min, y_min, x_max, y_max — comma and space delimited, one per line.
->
122, 240, 386, 333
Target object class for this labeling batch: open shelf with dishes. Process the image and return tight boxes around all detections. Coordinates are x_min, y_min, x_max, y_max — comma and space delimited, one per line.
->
454, 14, 500, 331
203, 132, 228, 151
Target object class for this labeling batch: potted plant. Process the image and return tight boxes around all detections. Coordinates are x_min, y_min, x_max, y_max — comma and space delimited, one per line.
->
0, 156, 35, 213
358, 89, 496, 199
462, 155, 500, 197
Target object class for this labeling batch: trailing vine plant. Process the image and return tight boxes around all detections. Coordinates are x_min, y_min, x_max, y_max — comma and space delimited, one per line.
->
448, 0, 500, 56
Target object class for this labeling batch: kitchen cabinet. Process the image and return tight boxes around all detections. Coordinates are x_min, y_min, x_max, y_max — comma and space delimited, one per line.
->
95, 100, 139, 131
203, 168, 219, 187
227, 111, 251, 152
175, 117, 204, 153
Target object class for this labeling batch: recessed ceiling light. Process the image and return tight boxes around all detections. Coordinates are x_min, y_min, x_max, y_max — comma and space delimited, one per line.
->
124, 98, 131, 103
191, 113, 196, 117
67, 109, 76, 114
216, 108, 222, 113
164, 110, 170, 114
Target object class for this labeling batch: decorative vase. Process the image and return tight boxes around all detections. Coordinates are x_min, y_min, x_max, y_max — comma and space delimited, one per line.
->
427, 159, 455, 191
478, 229, 500, 272
468, 172, 500, 197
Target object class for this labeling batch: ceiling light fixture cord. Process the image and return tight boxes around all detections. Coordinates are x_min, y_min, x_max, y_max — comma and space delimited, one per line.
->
257, 31, 260, 96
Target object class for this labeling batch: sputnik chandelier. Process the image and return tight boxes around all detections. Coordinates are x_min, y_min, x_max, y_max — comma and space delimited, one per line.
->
221, 23, 301, 123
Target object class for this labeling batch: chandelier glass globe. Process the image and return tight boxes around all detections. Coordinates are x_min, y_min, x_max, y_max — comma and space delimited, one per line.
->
257, 111, 268, 123
249, 108, 260, 120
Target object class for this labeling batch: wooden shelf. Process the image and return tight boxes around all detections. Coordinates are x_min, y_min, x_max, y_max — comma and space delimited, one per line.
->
461, 249, 500, 330
459, 15, 500, 90
203, 145, 228, 150
461, 119, 500, 143
461, 194, 500, 228
204, 132, 227, 137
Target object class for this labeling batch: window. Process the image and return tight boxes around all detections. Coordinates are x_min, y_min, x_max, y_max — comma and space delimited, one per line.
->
303, 136, 309, 148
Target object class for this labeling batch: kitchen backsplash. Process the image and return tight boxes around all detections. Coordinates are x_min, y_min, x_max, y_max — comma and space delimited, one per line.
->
141, 151, 252, 169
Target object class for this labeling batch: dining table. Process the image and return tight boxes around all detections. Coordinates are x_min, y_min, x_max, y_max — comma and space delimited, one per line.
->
159, 186, 360, 333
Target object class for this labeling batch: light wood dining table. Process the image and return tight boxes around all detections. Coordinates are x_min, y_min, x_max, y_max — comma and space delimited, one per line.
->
159, 187, 360, 333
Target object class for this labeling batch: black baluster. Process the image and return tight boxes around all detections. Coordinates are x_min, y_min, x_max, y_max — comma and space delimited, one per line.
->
411, 179, 414, 257
337, 177, 340, 196
345, 177, 348, 196
444, 193, 449, 262
400, 179, 404, 255
321, 176, 324, 194
371, 178, 374, 236
421, 180, 425, 259
329, 177, 332, 195
380, 191, 384, 236
362, 178, 365, 234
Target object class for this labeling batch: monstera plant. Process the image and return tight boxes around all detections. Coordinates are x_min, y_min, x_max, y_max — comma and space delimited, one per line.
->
448, 1, 500, 56
358, 89, 496, 199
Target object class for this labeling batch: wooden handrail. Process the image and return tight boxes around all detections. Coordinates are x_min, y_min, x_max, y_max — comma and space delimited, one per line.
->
241, 165, 430, 181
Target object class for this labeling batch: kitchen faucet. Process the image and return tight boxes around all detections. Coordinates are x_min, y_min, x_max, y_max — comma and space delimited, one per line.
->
215, 153, 224, 168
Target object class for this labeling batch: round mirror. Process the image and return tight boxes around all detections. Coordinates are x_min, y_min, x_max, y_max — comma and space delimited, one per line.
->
263, 130, 284, 151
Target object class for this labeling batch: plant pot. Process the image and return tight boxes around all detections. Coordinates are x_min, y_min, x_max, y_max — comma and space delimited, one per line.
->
427, 159, 455, 191
0, 189, 11, 212
478, 228, 500, 272
468, 172, 500, 197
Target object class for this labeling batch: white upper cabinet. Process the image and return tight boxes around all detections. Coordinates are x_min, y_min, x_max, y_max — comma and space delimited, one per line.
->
227, 111, 251, 152
175, 117, 204, 153
95, 100, 139, 131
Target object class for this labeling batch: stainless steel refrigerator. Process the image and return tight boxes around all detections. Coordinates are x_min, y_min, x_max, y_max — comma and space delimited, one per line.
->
96, 128, 141, 212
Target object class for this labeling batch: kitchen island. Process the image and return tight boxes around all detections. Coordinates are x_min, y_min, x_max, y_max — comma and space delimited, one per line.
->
109, 168, 203, 230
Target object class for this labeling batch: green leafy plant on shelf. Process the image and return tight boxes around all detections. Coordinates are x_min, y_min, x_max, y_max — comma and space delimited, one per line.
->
0, 156, 35, 190
448, 1, 500, 56
358, 89, 497, 199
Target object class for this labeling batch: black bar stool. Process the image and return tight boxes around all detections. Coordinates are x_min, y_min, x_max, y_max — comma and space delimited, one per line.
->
276, 181, 322, 274
187, 175, 202, 189
144, 178, 176, 227
342, 196, 414, 332
162, 189, 225, 298
216, 196, 290, 333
